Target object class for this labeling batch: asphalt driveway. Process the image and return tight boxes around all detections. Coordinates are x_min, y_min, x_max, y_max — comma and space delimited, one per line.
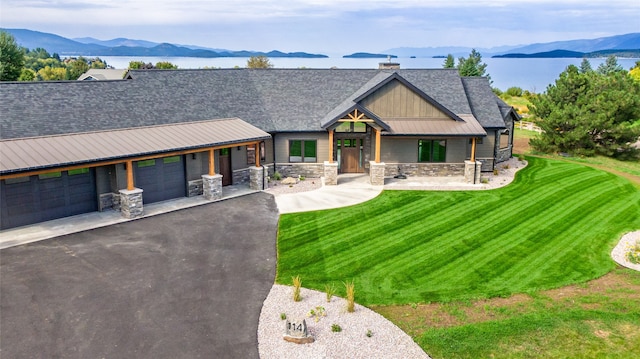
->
0, 192, 279, 359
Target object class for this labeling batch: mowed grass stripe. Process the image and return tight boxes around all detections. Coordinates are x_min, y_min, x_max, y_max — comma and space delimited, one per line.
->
276, 157, 640, 304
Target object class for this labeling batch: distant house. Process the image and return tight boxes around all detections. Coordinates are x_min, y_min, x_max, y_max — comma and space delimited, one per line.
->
0, 66, 518, 229
77, 69, 128, 81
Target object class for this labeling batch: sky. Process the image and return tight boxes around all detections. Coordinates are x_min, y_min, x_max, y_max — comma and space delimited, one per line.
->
1, 0, 639, 55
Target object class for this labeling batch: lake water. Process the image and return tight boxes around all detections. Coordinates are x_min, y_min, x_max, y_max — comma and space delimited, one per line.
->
98, 56, 639, 93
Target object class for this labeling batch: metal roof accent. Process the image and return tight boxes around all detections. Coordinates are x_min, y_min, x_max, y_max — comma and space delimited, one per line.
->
382, 115, 487, 137
0, 118, 271, 174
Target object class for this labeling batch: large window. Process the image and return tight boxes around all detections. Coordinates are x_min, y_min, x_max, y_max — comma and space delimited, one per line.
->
289, 140, 317, 163
500, 130, 510, 149
418, 140, 446, 162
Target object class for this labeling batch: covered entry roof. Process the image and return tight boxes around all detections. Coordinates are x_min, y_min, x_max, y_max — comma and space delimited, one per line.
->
0, 118, 271, 175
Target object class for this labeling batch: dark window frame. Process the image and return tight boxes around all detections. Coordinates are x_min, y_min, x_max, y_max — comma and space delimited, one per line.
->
418, 139, 447, 163
289, 139, 317, 163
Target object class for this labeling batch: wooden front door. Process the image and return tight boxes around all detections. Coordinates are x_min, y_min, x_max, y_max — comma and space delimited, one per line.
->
340, 139, 363, 173
219, 148, 232, 186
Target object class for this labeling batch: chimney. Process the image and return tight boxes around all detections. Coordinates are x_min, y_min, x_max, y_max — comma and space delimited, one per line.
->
379, 55, 399, 69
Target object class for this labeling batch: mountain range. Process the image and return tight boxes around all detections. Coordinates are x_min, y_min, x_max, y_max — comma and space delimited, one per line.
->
385, 33, 640, 58
2, 28, 327, 58
2, 28, 639, 59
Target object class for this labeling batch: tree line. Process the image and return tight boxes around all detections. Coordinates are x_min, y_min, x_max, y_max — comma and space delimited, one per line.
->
1, 31, 110, 81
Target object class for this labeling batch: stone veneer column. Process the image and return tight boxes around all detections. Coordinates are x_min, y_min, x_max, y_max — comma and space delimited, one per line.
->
369, 161, 386, 186
323, 161, 338, 185
119, 188, 143, 219
202, 174, 223, 200
464, 160, 482, 184
249, 166, 265, 190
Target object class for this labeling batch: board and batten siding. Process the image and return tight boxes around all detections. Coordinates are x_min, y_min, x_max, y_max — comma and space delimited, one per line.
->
380, 137, 468, 163
361, 80, 449, 119
273, 132, 329, 163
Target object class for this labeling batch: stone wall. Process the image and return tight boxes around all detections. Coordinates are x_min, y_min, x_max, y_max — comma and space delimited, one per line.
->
496, 147, 512, 163
188, 179, 204, 197
274, 163, 325, 178
232, 168, 250, 185
477, 158, 495, 172
383, 163, 465, 177
98, 192, 121, 212
119, 188, 143, 219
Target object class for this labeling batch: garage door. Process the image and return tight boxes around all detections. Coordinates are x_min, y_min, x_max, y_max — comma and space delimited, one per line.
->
0, 168, 98, 230
134, 156, 186, 204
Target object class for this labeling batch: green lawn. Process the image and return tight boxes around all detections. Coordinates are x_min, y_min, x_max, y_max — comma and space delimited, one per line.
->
276, 156, 640, 305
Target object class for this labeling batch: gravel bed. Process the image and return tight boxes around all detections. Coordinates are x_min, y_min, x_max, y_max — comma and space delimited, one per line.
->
264, 177, 323, 195
257, 285, 430, 359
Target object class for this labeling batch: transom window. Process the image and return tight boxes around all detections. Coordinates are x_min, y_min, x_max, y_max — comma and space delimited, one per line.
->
289, 140, 317, 163
418, 140, 446, 162
335, 121, 367, 133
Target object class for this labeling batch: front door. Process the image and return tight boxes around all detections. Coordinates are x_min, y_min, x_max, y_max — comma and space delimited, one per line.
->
219, 148, 232, 186
339, 139, 363, 173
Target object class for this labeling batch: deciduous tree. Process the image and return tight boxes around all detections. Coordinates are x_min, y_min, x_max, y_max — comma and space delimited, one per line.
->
247, 55, 273, 69
0, 31, 25, 81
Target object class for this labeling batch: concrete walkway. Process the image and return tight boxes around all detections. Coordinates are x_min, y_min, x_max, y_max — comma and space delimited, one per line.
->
275, 174, 383, 214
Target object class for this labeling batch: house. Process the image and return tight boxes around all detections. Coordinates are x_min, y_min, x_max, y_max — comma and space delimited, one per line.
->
0, 67, 518, 230
77, 69, 128, 81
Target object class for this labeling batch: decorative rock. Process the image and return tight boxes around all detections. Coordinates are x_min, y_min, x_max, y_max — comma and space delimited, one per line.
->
281, 177, 298, 185
283, 318, 314, 344
283, 335, 315, 344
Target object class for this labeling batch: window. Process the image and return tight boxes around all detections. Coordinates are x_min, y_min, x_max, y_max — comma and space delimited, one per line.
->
500, 130, 510, 149
137, 159, 156, 168
68, 168, 89, 176
289, 140, 317, 163
418, 140, 446, 162
38, 172, 62, 179
335, 122, 367, 133
163, 156, 181, 164
246, 142, 266, 165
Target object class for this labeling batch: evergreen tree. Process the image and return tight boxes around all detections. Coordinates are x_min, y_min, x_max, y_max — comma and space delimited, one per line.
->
596, 55, 624, 75
579, 58, 592, 73
529, 64, 640, 159
457, 49, 489, 80
0, 31, 25, 81
443, 54, 455, 68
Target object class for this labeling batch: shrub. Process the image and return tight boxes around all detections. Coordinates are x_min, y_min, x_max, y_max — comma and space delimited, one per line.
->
307, 306, 326, 322
280, 313, 287, 320
344, 280, 356, 313
273, 171, 282, 181
331, 323, 342, 332
299, 176, 306, 181
366, 329, 373, 337
481, 177, 489, 184
493, 169, 499, 176
324, 283, 336, 302
506, 86, 523, 97
292, 275, 302, 302
626, 240, 640, 264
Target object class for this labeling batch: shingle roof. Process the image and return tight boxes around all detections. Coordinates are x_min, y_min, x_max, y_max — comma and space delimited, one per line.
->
1, 68, 506, 140
0, 118, 270, 174
461, 77, 507, 128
